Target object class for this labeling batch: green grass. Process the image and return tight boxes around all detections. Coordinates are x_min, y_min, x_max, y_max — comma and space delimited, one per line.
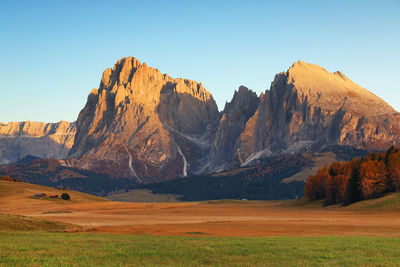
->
1, 232, 400, 266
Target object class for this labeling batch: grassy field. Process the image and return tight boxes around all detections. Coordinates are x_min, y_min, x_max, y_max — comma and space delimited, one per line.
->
2, 180, 400, 266
1, 232, 400, 266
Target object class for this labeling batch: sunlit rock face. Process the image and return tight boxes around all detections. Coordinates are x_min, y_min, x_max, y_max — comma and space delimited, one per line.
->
0, 121, 76, 164
236, 61, 400, 166
67, 57, 220, 182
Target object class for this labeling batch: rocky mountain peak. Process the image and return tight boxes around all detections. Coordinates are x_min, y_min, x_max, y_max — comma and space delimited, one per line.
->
100, 56, 142, 91
236, 61, 400, 165
207, 86, 260, 171
68, 56, 219, 182
94, 56, 214, 112
226, 86, 259, 112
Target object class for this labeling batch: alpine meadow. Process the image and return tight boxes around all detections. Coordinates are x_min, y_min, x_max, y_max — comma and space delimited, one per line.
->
1, 1, 400, 266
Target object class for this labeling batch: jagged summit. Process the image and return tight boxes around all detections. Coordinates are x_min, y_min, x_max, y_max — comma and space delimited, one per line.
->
206, 85, 259, 171
97, 56, 213, 105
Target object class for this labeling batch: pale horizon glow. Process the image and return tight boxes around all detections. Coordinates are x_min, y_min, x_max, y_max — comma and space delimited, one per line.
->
0, 0, 399, 123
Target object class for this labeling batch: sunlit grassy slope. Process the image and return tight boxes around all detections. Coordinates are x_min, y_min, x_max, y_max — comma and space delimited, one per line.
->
280, 191, 400, 211
0, 180, 106, 204
0, 213, 77, 232
344, 192, 400, 211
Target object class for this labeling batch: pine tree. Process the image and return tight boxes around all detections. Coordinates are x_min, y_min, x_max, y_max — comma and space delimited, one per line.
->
344, 158, 362, 205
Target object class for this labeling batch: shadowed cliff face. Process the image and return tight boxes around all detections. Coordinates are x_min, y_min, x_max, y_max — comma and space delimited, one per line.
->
0, 121, 76, 164
206, 86, 260, 172
68, 57, 220, 182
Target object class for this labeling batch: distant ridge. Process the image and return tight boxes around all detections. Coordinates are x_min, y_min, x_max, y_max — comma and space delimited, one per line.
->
0, 121, 76, 165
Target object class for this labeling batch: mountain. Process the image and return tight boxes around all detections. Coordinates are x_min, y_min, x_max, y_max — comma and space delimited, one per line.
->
0, 121, 76, 165
65, 57, 220, 183
205, 61, 400, 172
1, 58, 399, 189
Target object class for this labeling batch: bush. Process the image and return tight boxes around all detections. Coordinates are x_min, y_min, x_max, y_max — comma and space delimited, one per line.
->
61, 193, 70, 200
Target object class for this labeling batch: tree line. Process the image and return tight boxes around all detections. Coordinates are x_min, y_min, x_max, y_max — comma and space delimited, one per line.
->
0, 159, 132, 196
0, 175, 20, 182
305, 147, 400, 205
134, 154, 309, 201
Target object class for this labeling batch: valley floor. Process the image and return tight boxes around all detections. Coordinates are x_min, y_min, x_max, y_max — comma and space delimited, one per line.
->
1, 180, 400, 237
2, 181, 400, 266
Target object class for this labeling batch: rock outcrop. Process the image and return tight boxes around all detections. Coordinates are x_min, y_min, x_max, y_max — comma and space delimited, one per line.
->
0, 121, 76, 164
67, 57, 219, 182
206, 86, 259, 171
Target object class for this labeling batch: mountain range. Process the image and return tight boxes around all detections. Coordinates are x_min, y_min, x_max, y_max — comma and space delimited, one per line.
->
1, 57, 399, 190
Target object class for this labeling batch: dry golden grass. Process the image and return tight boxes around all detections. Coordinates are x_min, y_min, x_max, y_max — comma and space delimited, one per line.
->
2, 180, 400, 238
0, 213, 77, 231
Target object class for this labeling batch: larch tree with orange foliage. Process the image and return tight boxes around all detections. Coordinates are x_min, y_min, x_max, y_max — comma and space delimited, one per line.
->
360, 160, 388, 199
305, 165, 329, 200
325, 162, 352, 205
305, 147, 400, 205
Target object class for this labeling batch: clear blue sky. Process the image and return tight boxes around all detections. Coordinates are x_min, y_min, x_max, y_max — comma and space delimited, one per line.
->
1, 0, 399, 122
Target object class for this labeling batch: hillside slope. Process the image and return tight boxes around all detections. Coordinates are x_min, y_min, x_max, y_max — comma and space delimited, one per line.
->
0, 180, 106, 215
0, 158, 129, 196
